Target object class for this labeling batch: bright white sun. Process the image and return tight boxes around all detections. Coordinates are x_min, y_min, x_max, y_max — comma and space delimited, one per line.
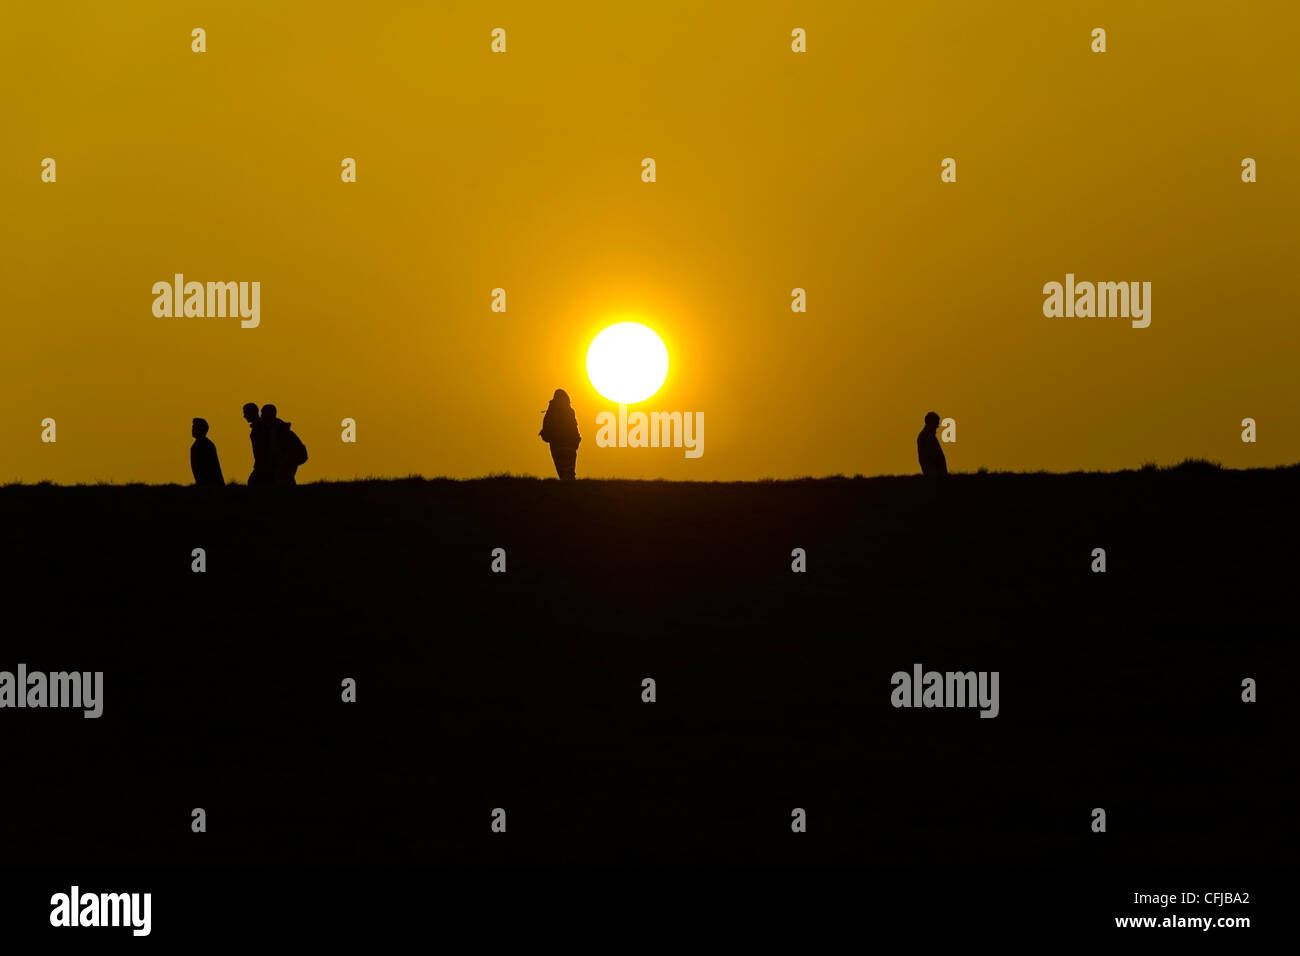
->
586, 322, 669, 404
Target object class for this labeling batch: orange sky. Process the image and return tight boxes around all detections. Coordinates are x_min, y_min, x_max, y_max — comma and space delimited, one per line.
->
3, 0, 1298, 483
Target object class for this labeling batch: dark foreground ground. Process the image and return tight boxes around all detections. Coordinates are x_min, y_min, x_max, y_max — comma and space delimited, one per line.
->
0, 467, 1290, 873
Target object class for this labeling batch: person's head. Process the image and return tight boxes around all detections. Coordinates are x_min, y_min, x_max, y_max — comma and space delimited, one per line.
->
260, 404, 277, 422
242, 402, 259, 424
192, 418, 209, 439
924, 411, 941, 429
552, 389, 570, 406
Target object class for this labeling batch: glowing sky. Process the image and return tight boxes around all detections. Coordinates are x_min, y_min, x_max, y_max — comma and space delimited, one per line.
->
3, 1, 1297, 482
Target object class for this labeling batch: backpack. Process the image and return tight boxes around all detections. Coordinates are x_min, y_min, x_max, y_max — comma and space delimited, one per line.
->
284, 426, 308, 465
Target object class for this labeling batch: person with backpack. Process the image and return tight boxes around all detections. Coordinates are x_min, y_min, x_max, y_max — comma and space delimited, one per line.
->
538, 388, 581, 480
260, 403, 308, 485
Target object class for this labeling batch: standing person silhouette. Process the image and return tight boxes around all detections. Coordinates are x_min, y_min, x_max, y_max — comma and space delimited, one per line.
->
917, 411, 948, 477
243, 402, 271, 485
190, 418, 225, 486
539, 388, 581, 481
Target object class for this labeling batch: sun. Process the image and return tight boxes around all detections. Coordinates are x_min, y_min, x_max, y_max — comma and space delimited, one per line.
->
586, 322, 669, 404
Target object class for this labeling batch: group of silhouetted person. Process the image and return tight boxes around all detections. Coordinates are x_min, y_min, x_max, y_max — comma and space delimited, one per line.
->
193, 389, 942, 484
537, 389, 945, 481
189, 403, 308, 487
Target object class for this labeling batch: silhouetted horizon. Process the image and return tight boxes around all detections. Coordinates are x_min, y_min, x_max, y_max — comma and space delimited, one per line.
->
6, 457, 1296, 489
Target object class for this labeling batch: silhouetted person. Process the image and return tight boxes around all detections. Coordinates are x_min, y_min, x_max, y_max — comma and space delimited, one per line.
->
190, 418, 225, 487
918, 411, 948, 477
539, 388, 581, 480
261, 404, 308, 485
243, 402, 273, 485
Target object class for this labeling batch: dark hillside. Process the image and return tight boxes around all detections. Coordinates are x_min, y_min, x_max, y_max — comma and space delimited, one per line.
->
0, 468, 1289, 866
